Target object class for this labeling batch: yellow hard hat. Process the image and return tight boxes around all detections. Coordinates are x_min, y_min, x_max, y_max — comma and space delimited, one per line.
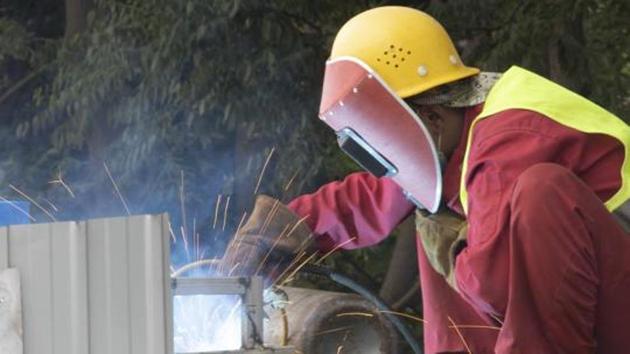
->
330, 6, 479, 98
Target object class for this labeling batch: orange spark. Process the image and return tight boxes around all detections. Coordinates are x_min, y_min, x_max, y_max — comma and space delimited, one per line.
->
271, 250, 306, 286
315, 237, 358, 265
448, 315, 472, 354
280, 252, 318, 286
447, 324, 501, 331
254, 223, 292, 275
254, 147, 276, 195
283, 170, 300, 192
103, 162, 131, 215
378, 310, 427, 323
313, 326, 353, 336
9, 184, 56, 221
0, 195, 36, 222
168, 221, 177, 244
222, 195, 231, 231
212, 194, 222, 229
48, 172, 76, 198
336, 312, 374, 318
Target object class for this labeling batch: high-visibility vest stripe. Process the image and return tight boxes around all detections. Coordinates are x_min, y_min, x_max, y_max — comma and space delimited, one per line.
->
460, 66, 630, 214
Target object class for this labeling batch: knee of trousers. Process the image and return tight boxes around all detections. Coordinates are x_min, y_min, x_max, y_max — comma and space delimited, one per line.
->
510, 163, 581, 224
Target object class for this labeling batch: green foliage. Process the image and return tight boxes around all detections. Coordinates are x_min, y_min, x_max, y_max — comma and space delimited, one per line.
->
429, 0, 630, 118
0, 0, 375, 259
0, 19, 33, 63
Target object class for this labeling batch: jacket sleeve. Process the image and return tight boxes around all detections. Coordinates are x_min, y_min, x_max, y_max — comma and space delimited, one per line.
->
287, 172, 415, 252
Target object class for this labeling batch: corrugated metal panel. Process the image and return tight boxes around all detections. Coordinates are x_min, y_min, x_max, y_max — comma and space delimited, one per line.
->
10, 222, 55, 354
51, 221, 88, 354
0, 227, 8, 269
126, 216, 170, 354
0, 214, 172, 354
88, 217, 132, 354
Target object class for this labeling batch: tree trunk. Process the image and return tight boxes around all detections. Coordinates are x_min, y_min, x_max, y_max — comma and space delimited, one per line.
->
64, 0, 91, 39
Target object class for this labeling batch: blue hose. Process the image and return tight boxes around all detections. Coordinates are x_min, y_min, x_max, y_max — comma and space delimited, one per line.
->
302, 264, 423, 354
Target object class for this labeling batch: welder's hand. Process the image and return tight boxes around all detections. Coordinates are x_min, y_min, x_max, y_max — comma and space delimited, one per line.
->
415, 210, 467, 290
221, 195, 314, 282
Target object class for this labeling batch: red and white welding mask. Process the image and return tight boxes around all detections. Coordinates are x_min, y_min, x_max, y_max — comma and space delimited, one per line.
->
319, 58, 442, 212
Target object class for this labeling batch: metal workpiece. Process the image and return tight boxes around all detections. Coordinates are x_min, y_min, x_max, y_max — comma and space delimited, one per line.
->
172, 277, 252, 296
241, 277, 264, 349
172, 276, 292, 354
265, 287, 400, 354
0, 214, 173, 354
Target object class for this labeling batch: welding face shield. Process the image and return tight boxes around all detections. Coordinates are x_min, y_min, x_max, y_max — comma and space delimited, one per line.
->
319, 58, 442, 212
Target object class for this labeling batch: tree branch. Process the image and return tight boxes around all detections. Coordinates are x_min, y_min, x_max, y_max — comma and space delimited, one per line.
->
0, 63, 52, 107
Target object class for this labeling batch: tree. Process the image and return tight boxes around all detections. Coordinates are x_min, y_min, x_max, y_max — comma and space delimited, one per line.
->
65, 0, 91, 38
428, 0, 630, 118
0, 0, 380, 260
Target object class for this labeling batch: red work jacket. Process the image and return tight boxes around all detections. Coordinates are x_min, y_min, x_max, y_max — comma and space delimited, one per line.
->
288, 104, 623, 316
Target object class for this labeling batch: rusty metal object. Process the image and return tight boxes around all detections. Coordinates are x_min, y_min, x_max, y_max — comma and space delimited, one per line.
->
265, 287, 400, 353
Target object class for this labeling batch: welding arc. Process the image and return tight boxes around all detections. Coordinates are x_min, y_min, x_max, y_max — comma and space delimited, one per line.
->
301, 264, 423, 354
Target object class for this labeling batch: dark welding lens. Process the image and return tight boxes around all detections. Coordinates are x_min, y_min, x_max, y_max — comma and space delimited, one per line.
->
337, 128, 397, 178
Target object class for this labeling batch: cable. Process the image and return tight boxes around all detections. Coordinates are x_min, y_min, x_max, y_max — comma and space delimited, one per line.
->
301, 264, 423, 354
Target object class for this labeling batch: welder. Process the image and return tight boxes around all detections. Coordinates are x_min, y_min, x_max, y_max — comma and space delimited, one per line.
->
223, 6, 630, 353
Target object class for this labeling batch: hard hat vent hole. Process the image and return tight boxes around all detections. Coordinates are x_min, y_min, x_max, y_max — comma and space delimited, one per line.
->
382, 45, 407, 69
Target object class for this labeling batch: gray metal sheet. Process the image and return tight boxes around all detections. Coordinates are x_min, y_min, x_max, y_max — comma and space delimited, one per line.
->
88, 217, 132, 354
126, 215, 169, 354
50, 221, 88, 354
2, 214, 172, 354
10, 223, 54, 354
0, 227, 7, 269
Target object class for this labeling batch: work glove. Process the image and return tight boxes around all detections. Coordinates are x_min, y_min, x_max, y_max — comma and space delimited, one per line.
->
221, 195, 314, 282
415, 210, 468, 291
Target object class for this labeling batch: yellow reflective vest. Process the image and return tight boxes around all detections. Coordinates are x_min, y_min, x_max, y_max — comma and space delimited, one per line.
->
460, 66, 630, 215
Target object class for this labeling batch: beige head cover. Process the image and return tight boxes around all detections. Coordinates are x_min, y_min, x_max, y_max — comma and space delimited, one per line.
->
410, 72, 502, 107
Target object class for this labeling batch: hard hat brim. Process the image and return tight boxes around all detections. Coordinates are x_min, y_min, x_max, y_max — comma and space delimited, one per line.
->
398, 66, 480, 99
